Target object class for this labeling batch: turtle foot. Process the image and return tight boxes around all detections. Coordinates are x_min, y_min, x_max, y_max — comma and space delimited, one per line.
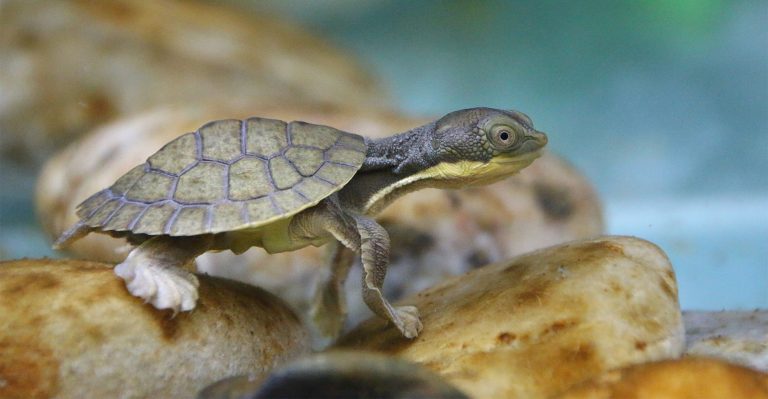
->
114, 255, 200, 313
310, 284, 347, 339
393, 305, 423, 339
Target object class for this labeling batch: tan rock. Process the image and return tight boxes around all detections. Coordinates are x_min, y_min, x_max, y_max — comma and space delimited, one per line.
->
0, 0, 384, 164
555, 357, 768, 399
337, 236, 684, 399
0, 259, 309, 399
685, 310, 768, 371
37, 105, 603, 333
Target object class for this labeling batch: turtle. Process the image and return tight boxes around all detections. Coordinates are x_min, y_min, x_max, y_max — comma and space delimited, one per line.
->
54, 107, 548, 339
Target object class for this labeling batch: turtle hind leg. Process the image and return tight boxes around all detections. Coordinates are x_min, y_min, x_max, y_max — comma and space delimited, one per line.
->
310, 242, 356, 338
114, 235, 213, 313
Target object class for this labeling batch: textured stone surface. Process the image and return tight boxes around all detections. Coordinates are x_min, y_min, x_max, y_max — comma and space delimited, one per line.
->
337, 236, 684, 399
0, 259, 309, 399
37, 105, 603, 335
198, 351, 468, 399
0, 0, 384, 165
555, 357, 768, 399
685, 310, 768, 371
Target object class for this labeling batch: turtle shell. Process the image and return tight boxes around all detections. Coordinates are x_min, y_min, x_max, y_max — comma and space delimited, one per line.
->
75, 117, 367, 236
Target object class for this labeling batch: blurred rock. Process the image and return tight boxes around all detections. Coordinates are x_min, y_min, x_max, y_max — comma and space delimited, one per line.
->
337, 236, 684, 399
37, 104, 603, 336
0, 0, 384, 165
685, 310, 768, 372
199, 351, 469, 399
554, 357, 768, 399
0, 259, 309, 399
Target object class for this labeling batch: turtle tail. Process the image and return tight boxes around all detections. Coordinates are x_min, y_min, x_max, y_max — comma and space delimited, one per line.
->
52, 221, 92, 250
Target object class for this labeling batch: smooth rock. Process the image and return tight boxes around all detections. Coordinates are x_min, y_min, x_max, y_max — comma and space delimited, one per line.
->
37, 105, 604, 336
198, 351, 469, 399
555, 357, 768, 399
337, 236, 685, 399
0, 0, 383, 165
0, 259, 309, 399
685, 310, 768, 371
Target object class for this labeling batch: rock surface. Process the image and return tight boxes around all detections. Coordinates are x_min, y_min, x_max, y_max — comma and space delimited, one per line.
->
685, 310, 768, 371
0, 0, 383, 165
337, 236, 684, 399
555, 357, 768, 399
0, 259, 309, 399
199, 351, 469, 399
37, 105, 604, 335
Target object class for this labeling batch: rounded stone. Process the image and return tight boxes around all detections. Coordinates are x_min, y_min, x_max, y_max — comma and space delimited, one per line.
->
198, 351, 469, 399
555, 357, 768, 399
337, 236, 685, 399
0, 259, 309, 399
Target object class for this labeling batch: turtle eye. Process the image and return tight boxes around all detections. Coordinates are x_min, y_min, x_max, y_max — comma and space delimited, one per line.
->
488, 125, 521, 150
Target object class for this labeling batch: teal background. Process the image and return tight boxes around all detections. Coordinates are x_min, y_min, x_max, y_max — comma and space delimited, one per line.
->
261, 0, 768, 309
2, 0, 766, 309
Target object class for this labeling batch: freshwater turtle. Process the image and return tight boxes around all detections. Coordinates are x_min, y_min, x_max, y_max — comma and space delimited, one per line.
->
55, 108, 548, 338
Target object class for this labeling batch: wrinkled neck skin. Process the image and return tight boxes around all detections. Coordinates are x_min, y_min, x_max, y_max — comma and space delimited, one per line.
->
337, 122, 511, 216
336, 122, 437, 215
360, 121, 438, 175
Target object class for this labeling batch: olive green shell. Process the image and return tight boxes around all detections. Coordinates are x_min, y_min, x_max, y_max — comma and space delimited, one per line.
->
75, 117, 367, 236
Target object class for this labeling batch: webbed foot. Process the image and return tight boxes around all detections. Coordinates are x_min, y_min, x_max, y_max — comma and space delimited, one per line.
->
112, 236, 209, 313
115, 257, 199, 313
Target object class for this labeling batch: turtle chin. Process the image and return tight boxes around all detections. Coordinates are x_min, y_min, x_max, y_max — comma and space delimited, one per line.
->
426, 150, 542, 189
462, 150, 543, 186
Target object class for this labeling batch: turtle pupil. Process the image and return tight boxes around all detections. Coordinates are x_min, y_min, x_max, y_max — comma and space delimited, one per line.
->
500, 131, 510, 141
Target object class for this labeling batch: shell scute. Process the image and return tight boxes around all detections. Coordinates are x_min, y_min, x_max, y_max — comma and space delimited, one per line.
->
289, 122, 340, 149
147, 133, 199, 175
104, 202, 145, 231
199, 119, 243, 163
210, 202, 245, 233
76, 190, 113, 219
245, 117, 287, 157
228, 157, 271, 200
246, 197, 277, 222
86, 199, 121, 226
174, 162, 227, 204
170, 207, 207, 235
269, 156, 303, 190
285, 147, 324, 176
125, 172, 175, 203
133, 202, 177, 234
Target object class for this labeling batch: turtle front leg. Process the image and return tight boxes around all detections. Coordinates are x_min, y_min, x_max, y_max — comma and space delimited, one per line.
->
291, 200, 422, 339
353, 215, 423, 339
114, 235, 212, 313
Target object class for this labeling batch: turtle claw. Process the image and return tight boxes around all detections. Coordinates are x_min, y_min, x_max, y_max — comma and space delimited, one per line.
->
393, 306, 423, 339
114, 256, 199, 313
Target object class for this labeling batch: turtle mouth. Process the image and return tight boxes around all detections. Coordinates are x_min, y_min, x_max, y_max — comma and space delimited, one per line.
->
492, 149, 544, 166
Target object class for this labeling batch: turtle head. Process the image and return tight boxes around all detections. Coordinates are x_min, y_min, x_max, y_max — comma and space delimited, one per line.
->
424, 107, 548, 187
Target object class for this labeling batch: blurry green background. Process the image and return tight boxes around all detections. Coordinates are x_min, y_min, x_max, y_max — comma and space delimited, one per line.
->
2, 0, 766, 309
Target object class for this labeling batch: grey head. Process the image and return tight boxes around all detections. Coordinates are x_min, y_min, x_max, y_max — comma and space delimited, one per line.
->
365, 107, 548, 185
